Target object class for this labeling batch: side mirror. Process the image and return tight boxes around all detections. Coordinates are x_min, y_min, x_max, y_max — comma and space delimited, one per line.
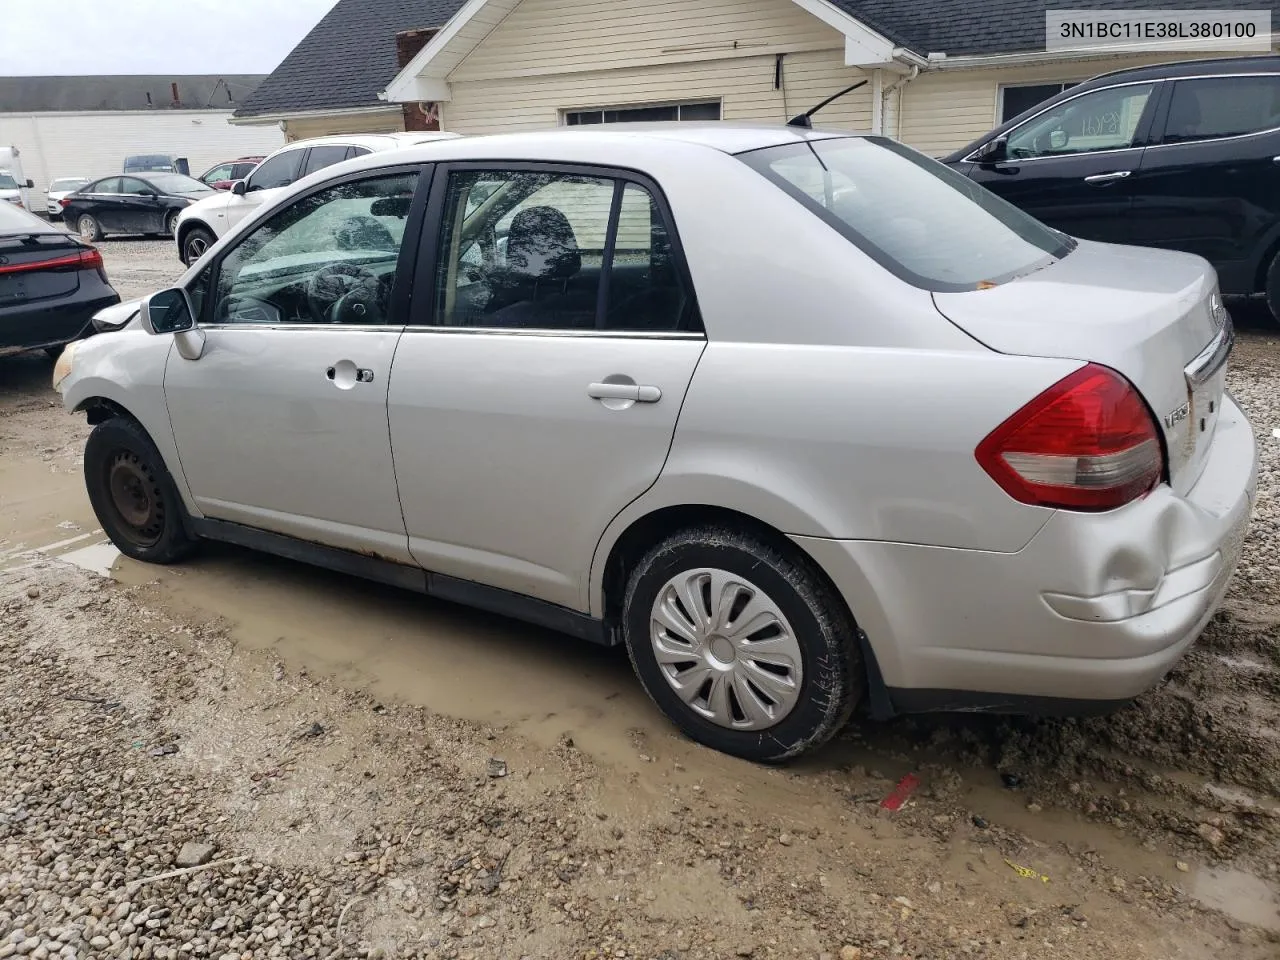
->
975, 136, 1008, 164
25, 179, 34, 189
1049, 129, 1069, 150
232, 180, 248, 196
141, 287, 196, 335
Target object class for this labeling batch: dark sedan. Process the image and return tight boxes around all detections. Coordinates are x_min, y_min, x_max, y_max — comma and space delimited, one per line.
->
0, 202, 119, 359
61, 173, 216, 242
943, 55, 1280, 325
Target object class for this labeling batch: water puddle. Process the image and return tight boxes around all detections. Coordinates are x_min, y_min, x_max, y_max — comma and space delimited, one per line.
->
1192, 867, 1280, 931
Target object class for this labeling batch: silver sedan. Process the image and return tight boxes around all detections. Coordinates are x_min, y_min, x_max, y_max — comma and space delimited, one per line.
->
54, 124, 1256, 762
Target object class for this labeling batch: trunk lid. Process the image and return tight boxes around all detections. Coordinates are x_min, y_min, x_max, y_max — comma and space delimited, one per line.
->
933, 239, 1230, 495
0, 232, 86, 307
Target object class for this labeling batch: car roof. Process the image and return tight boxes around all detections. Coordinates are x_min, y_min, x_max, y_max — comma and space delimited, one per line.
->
364, 123, 857, 163
1083, 53, 1280, 87
270, 132, 460, 155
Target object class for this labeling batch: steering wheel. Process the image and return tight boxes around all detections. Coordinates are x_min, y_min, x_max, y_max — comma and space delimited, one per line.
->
306, 262, 382, 323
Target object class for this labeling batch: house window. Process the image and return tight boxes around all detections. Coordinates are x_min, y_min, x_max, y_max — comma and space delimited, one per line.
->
1000, 83, 1081, 124
565, 100, 722, 125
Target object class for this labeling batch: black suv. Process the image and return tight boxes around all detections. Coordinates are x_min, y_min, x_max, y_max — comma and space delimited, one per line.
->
944, 56, 1280, 323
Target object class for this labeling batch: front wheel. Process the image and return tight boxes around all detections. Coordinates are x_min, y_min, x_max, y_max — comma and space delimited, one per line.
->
84, 417, 198, 565
164, 210, 180, 237
623, 526, 862, 763
181, 226, 215, 265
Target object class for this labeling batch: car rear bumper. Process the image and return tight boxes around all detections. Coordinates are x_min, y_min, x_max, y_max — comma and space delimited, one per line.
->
795, 391, 1257, 713
0, 281, 120, 356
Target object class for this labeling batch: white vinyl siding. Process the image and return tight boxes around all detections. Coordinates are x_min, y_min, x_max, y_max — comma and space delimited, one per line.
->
899, 48, 1276, 158
445, 48, 870, 135
283, 111, 406, 142
0, 111, 283, 200
450, 0, 844, 83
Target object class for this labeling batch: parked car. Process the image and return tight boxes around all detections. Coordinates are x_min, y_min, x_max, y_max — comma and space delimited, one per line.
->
45, 177, 91, 217
124, 154, 190, 176
198, 157, 265, 191
0, 169, 30, 210
1, 201, 117, 359
0, 147, 35, 210
55, 126, 1255, 763
174, 132, 459, 264
944, 55, 1280, 324
62, 173, 216, 241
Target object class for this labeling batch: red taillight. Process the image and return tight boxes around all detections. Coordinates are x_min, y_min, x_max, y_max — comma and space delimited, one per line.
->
59, 197, 73, 208
976, 364, 1164, 511
0, 247, 104, 275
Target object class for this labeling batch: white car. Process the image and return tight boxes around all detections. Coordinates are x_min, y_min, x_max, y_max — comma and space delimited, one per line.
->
174, 132, 459, 264
57, 126, 1255, 763
46, 177, 91, 217
0, 169, 28, 210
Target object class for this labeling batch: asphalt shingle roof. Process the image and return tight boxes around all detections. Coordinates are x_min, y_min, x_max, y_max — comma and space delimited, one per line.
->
833, 0, 1280, 56
0, 76, 265, 113
234, 0, 465, 118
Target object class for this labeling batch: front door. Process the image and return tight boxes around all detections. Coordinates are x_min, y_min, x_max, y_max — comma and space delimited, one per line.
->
1128, 73, 1280, 296
117, 177, 164, 234
389, 165, 706, 610
163, 168, 426, 561
967, 81, 1161, 242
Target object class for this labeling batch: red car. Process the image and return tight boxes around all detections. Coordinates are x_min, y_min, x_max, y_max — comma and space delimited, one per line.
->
197, 157, 264, 191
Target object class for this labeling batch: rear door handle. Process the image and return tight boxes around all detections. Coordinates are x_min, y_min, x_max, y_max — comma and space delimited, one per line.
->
1083, 171, 1132, 183
588, 382, 662, 403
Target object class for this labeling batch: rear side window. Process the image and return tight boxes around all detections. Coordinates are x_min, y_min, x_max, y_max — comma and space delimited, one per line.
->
1163, 75, 1280, 143
741, 137, 1075, 292
303, 144, 352, 177
248, 149, 304, 191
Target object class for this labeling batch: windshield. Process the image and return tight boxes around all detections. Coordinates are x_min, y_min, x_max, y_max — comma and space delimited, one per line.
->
148, 173, 214, 195
0, 173, 19, 190
50, 178, 88, 191
739, 137, 1075, 292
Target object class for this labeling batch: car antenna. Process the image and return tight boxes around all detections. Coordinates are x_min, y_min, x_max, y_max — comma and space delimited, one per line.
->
787, 79, 869, 128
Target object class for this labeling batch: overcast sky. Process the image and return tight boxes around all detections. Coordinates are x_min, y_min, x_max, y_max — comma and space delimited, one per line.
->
1, 0, 340, 75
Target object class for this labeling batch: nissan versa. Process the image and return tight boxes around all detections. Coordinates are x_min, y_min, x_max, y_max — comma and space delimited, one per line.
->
53, 126, 1257, 762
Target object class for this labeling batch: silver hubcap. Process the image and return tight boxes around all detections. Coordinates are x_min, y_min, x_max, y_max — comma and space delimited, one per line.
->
78, 217, 95, 239
649, 568, 803, 731
187, 236, 207, 259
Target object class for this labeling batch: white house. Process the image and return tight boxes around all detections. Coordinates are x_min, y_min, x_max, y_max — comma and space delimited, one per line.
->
0, 75, 285, 201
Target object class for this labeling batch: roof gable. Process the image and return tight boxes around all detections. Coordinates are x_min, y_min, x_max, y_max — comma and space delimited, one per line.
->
235, 0, 466, 119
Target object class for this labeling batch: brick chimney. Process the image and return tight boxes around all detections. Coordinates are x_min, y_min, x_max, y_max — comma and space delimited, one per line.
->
396, 28, 441, 131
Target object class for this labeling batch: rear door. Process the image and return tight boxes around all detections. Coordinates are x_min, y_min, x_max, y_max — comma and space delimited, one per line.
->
388, 164, 706, 610
117, 177, 164, 234
1128, 72, 1280, 295
966, 81, 1161, 242
300, 144, 352, 179
84, 178, 125, 231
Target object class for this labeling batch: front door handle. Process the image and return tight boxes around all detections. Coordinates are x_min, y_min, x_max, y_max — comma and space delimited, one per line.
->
326, 362, 375, 388
1083, 171, 1132, 184
588, 382, 662, 403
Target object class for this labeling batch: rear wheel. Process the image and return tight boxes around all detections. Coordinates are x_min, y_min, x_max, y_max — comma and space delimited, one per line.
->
84, 417, 197, 565
181, 226, 215, 265
1264, 252, 1280, 326
77, 213, 103, 242
622, 525, 862, 763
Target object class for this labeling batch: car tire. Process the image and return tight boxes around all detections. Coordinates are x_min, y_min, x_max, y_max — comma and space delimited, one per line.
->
164, 211, 180, 237
181, 226, 215, 265
84, 417, 198, 565
622, 525, 862, 763
76, 213, 103, 242
1265, 252, 1280, 326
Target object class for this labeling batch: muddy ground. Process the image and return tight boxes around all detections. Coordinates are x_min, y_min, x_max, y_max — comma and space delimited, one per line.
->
0, 238, 1278, 959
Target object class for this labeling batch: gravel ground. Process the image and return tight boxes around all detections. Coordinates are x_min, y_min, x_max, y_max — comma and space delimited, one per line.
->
1, 240, 1279, 959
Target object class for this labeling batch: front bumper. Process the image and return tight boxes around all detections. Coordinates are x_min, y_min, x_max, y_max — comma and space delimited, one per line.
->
795, 392, 1257, 713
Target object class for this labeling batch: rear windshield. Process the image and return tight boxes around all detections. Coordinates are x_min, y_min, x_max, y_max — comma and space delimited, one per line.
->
739, 137, 1074, 292
0, 202, 46, 232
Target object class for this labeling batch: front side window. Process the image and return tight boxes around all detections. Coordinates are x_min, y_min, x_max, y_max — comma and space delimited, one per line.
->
212, 172, 419, 326
1164, 75, 1280, 143
742, 137, 1074, 292
433, 169, 693, 332
1005, 83, 1155, 159
248, 149, 304, 192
